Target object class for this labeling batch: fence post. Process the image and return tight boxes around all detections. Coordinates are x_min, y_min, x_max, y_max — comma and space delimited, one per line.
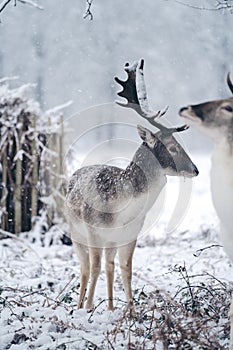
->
14, 114, 23, 233
0, 114, 8, 231
31, 115, 38, 221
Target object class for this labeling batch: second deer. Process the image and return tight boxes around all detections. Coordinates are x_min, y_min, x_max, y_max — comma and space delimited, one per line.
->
66, 59, 198, 310
179, 73, 233, 349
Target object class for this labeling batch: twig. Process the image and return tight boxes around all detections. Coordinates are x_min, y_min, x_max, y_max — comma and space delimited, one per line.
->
205, 272, 229, 289
83, 0, 94, 20
193, 244, 222, 257
105, 333, 115, 350
21, 288, 47, 299
54, 274, 76, 304
174, 263, 195, 309
87, 298, 111, 323
0, 296, 25, 324
0, 228, 41, 260
174, 284, 215, 298
171, 0, 232, 11
57, 337, 101, 349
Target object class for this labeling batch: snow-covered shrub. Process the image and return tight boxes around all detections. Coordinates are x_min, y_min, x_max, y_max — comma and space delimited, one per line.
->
0, 81, 65, 234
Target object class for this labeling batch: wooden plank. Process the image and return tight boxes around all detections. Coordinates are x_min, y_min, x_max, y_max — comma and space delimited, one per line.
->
1, 148, 8, 230
31, 115, 38, 220
14, 114, 23, 233
46, 116, 53, 223
0, 114, 8, 231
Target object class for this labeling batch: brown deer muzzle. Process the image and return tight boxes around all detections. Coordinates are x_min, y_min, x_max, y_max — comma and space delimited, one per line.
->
179, 105, 202, 122
180, 101, 220, 124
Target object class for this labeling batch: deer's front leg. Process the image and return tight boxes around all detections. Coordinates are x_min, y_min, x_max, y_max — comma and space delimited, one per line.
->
118, 240, 136, 304
85, 246, 103, 309
105, 247, 117, 310
73, 242, 90, 309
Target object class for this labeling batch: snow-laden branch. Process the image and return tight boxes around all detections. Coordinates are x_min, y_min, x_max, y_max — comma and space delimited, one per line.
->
18, 0, 43, 10
45, 100, 73, 116
0, 76, 19, 83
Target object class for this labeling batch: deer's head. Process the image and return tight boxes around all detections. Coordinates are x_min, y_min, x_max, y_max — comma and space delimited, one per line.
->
115, 59, 199, 178
179, 74, 233, 140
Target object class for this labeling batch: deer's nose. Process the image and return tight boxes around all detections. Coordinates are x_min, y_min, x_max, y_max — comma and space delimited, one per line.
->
193, 165, 199, 176
179, 106, 189, 114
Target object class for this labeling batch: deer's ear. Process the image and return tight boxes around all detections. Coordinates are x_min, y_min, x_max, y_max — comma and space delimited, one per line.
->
137, 125, 156, 148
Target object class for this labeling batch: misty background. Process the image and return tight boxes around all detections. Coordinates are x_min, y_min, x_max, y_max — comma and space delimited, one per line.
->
0, 0, 232, 154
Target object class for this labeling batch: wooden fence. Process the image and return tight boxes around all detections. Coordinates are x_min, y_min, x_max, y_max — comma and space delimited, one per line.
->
0, 87, 65, 234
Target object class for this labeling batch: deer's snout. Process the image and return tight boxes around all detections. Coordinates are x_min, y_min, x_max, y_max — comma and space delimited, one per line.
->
179, 105, 203, 123
179, 106, 193, 119
179, 106, 194, 119
193, 164, 199, 177
179, 106, 189, 114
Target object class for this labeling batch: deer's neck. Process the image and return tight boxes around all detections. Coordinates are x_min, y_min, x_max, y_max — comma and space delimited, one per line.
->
212, 138, 233, 162
210, 138, 233, 233
124, 143, 166, 194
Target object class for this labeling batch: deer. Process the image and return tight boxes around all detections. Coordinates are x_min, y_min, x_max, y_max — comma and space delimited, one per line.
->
179, 73, 233, 349
65, 59, 199, 311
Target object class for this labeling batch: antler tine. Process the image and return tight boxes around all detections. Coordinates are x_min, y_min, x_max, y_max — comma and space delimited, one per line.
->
158, 105, 169, 118
146, 114, 189, 135
166, 124, 190, 134
115, 59, 187, 135
227, 72, 233, 94
115, 61, 140, 109
115, 59, 166, 129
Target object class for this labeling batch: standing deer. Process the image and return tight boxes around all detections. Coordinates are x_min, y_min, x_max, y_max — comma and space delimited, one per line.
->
179, 74, 233, 349
66, 59, 198, 311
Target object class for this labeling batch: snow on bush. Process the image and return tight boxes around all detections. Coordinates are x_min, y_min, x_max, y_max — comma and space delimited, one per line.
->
0, 80, 66, 234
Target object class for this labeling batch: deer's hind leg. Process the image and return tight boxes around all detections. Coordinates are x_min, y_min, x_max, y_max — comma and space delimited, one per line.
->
73, 241, 90, 309
105, 247, 117, 310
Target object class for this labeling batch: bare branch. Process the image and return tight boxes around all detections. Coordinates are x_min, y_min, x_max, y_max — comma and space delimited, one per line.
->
0, 0, 43, 15
193, 244, 222, 257
45, 100, 73, 116
0, 0, 12, 13
83, 0, 94, 20
170, 0, 233, 12
17, 0, 43, 10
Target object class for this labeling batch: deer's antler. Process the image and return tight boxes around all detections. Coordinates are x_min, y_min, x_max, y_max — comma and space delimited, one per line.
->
115, 59, 188, 135
227, 72, 233, 94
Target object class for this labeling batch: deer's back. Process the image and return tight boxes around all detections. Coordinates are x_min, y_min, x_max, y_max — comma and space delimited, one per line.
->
67, 164, 149, 222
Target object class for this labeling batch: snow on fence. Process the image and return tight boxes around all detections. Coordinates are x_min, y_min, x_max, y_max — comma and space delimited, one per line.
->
0, 83, 66, 233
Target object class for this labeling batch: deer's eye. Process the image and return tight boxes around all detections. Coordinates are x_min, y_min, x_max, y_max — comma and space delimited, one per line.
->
168, 145, 178, 153
223, 105, 233, 112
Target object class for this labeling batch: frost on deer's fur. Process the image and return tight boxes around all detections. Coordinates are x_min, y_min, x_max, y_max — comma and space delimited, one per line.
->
66, 60, 198, 310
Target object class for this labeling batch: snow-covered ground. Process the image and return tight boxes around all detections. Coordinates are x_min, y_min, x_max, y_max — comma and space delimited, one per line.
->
0, 153, 232, 349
